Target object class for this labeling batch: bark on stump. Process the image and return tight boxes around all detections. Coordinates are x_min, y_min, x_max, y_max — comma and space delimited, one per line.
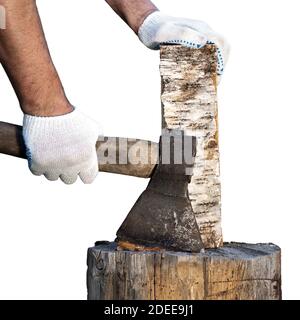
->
87, 242, 281, 300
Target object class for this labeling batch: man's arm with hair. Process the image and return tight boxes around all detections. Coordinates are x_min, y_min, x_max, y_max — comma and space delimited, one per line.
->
105, 0, 158, 34
0, 0, 72, 116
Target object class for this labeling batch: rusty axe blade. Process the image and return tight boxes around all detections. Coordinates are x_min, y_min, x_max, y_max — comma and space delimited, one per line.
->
116, 133, 203, 253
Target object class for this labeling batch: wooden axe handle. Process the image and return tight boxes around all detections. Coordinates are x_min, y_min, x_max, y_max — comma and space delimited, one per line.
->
0, 121, 158, 178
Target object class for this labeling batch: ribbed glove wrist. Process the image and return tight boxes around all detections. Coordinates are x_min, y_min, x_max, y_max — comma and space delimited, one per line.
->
138, 11, 171, 50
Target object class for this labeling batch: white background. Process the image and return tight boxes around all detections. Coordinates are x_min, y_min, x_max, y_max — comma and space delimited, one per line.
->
0, 0, 299, 300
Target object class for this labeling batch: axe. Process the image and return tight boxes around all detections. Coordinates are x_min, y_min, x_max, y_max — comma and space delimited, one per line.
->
0, 122, 202, 252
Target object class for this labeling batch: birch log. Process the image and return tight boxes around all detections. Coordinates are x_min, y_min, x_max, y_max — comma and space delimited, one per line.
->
87, 242, 281, 300
160, 45, 222, 248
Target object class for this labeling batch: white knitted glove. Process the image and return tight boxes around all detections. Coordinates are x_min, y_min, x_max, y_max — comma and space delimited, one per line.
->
138, 11, 230, 76
22, 109, 101, 185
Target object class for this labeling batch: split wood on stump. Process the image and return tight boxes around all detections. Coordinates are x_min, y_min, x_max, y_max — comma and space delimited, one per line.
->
0, 46, 282, 300
87, 45, 282, 300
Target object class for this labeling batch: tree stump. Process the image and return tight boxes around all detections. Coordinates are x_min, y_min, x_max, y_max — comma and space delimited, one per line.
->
87, 242, 281, 300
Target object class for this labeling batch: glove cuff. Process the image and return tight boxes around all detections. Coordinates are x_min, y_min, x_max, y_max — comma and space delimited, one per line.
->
23, 108, 94, 140
138, 11, 168, 49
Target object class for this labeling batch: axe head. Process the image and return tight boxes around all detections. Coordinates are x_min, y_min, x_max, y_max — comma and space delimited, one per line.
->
116, 133, 203, 253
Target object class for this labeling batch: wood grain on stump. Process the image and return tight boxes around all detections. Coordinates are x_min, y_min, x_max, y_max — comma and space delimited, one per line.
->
87, 242, 281, 300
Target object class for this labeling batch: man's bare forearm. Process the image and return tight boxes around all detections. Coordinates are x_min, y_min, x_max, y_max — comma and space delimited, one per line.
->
0, 0, 72, 116
105, 0, 158, 34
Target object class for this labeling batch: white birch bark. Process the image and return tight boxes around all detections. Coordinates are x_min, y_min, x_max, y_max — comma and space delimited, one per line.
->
160, 45, 222, 248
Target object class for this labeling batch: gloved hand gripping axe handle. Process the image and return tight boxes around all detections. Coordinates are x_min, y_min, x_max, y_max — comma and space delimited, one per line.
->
0, 121, 158, 178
